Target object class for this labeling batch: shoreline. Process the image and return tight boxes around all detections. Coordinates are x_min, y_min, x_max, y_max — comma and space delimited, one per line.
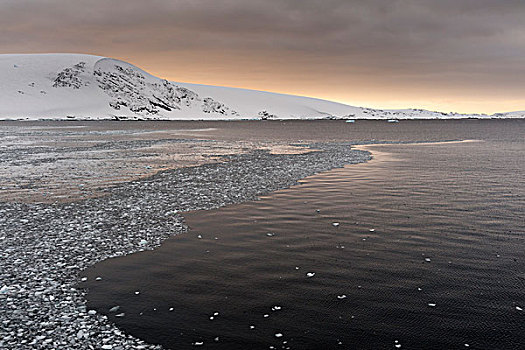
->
0, 142, 371, 349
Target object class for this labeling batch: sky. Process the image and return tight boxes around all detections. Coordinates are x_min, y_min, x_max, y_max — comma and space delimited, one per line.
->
1, 0, 524, 114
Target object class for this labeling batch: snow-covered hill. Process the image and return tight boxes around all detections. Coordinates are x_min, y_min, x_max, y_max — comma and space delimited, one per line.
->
0, 54, 523, 120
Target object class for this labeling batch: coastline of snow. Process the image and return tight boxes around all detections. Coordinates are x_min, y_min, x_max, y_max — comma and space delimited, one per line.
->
0, 53, 523, 121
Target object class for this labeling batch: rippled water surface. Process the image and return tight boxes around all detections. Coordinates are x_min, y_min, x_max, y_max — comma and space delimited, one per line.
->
82, 121, 524, 349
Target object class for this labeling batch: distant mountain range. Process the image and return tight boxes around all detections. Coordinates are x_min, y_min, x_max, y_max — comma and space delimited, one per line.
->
0, 54, 523, 120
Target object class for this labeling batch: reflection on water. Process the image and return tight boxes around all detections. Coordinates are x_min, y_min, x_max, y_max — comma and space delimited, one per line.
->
1, 119, 523, 203
83, 138, 524, 349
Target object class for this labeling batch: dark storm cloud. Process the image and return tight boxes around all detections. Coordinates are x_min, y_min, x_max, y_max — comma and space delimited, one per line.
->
1, 0, 524, 112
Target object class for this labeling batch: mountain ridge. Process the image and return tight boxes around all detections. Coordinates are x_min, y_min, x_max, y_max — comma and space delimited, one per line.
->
1, 53, 523, 120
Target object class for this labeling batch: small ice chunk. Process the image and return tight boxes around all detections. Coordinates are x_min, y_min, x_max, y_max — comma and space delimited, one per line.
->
115, 313, 125, 317
337, 295, 347, 300
169, 307, 174, 311
263, 314, 269, 318
214, 312, 219, 316
295, 266, 300, 270
425, 258, 431, 262
101, 346, 113, 350
250, 325, 255, 329
272, 306, 282, 311
306, 272, 315, 278
266, 232, 275, 237
516, 306, 523, 311
209, 316, 214, 320
139, 239, 148, 246
109, 306, 120, 313
214, 337, 219, 342
95, 276, 102, 281
135, 291, 140, 295
369, 229, 375, 232
332, 222, 340, 227
193, 341, 204, 346
197, 235, 202, 239
428, 303, 436, 307
275, 333, 283, 338
81, 277, 88, 282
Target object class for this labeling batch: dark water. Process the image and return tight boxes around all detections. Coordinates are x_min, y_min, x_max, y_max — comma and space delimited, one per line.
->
82, 121, 524, 349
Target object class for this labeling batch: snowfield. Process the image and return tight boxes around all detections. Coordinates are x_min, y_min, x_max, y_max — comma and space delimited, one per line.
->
0, 53, 523, 120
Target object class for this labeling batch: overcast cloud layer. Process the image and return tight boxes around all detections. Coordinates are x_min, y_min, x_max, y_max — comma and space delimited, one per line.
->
1, 0, 524, 113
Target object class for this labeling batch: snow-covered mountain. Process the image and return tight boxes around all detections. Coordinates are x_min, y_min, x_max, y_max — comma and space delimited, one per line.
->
0, 54, 523, 120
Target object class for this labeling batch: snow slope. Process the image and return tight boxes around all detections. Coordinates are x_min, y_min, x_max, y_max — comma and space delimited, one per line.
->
0, 54, 523, 120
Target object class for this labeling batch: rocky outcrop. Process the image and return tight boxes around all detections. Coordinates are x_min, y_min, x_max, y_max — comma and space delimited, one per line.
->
94, 63, 237, 116
51, 60, 239, 117
53, 62, 89, 89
